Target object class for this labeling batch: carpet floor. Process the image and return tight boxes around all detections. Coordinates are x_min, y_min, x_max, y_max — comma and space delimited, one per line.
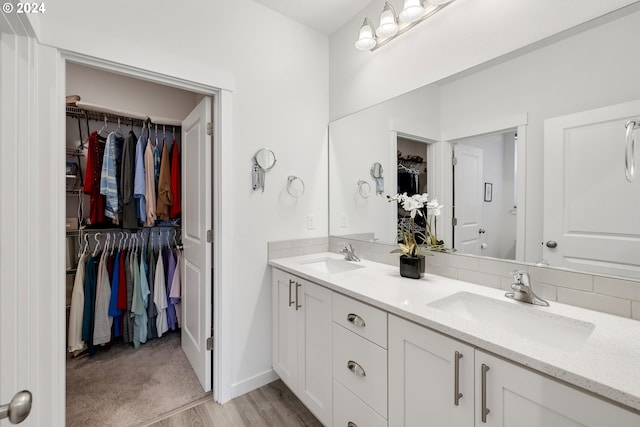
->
66, 331, 209, 427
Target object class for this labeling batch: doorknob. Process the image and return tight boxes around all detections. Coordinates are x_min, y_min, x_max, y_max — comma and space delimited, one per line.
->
0, 390, 32, 424
546, 240, 558, 248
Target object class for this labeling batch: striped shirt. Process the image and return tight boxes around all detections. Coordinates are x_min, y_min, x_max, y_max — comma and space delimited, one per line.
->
100, 132, 120, 220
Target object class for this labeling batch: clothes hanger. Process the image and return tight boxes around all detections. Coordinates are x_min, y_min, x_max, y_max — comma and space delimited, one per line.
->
115, 118, 124, 138
97, 115, 109, 137
92, 233, 102, 257
79, 233, 89, 258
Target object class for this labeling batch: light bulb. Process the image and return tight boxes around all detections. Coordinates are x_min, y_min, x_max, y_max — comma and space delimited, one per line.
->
400, 0, 425, 23
355, 18, 377, 51
376, 2, 399, 38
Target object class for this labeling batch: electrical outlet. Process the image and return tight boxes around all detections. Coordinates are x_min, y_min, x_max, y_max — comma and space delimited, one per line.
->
340, 213, 348, 228
306, 215, 316, 230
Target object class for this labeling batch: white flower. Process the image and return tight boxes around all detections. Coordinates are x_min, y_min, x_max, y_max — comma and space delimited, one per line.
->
426, 199, 444, 216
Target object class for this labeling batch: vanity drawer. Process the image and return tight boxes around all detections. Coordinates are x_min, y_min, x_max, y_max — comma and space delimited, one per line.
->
333, 292, 387, 348
333, 323, 388, 418
333, 379, 387, 427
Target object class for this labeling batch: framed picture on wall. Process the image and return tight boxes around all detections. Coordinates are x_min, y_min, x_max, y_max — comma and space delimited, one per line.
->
484, 183, 493, 202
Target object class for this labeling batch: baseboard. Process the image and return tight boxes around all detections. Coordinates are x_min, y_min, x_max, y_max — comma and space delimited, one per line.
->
230, 368, 279, 399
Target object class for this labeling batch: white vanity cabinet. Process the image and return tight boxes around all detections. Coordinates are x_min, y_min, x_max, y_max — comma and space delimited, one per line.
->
389, 314, 475, 426
389, 314, 640, 427
271, 268, 333, 425
476, 350, 640, 427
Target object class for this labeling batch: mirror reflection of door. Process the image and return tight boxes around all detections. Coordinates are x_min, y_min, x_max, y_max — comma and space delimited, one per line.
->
396, 137, 429, 242
453, 130, 518, 259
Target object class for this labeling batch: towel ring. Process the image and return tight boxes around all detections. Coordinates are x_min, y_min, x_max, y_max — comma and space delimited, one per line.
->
287, 176, 305, 198
357, 180, 371, 199
625, 120, 637, 182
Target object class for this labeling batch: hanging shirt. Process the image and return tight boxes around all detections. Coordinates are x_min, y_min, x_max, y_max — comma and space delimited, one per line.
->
83, 132, 107, 225
93, 250, 112, 346
154, 252, 169, 337
156, 142, 173, 220
82, 256, 99, 356
68, 254, 88, 355
131, 251, 143, 349
147, 249, 158, 340
122, 251, 135, 343
100, 132, 124, 222
169, 141, 182, 218
139, 253, 150, 344
153, 141, 161, 194
144, 139, 157, 227
134, 135, 147, 224
121, 131, 139, 229
164, 247, 177, 330
108, 251, 122, 338
169, 249, 182, 328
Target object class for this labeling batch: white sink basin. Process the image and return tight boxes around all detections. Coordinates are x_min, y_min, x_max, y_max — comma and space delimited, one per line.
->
301, 258, 365, 274
428, 292, 595, 352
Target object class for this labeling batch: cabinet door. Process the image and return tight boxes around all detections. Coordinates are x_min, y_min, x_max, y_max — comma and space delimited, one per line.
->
475, 350, 640, 427
389, 315, 474, 427
297, 278, 333, 426
271, 269, 298, 391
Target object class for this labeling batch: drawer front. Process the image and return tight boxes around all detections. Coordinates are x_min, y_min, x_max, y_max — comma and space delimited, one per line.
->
333, 323, 388, 418
333, 292, 388, 348
333, 380, 387, 427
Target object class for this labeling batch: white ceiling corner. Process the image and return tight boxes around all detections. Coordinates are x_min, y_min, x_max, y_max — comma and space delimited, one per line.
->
252, 0, 373, 35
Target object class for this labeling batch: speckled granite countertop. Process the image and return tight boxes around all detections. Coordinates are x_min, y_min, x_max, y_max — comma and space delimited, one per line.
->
269, 252, 640, 412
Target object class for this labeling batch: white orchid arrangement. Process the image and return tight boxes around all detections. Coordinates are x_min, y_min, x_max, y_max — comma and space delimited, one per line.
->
387, 192, 448, 255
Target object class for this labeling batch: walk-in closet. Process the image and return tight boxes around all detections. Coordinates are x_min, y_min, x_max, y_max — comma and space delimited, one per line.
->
64, 63, 212, 426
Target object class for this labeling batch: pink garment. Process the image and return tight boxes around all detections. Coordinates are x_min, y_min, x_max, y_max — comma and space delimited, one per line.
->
169, 250, 182, 328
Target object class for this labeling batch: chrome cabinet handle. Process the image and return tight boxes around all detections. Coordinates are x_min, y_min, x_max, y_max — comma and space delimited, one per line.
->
347, 422, 358, 427
625, 120, 636, 182
481, 364, 490, 423
347, 360, 366, 377
347, 313, 366, 327
0, 390, 32, 424
295, 283, 302, 310
454, 351, 463, 406
288, 279, 295, 307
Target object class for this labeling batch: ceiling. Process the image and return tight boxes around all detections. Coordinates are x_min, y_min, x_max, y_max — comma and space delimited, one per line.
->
252, 0, 373, 35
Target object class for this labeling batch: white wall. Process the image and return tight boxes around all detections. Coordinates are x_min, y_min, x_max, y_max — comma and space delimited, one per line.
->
329, 83, 439, 242
329, 0, 638, 120
439, 5, 640, 263
33, 0, 329, 400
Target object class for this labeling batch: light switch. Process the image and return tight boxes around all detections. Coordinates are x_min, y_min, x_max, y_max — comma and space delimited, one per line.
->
340, 213, 348, 228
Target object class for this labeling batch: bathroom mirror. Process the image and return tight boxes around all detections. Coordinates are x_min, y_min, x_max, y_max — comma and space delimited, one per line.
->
252, 148, 277, 192
329, 5, 640, 280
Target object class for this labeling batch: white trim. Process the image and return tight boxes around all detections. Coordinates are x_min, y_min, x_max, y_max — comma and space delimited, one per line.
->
56, 51, 231, 406
442, 113, 528, 141
230, 369, 279, 400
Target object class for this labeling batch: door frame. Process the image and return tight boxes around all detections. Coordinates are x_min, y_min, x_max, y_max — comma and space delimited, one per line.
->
55, 50, 233, 406
443, 113, 528, 262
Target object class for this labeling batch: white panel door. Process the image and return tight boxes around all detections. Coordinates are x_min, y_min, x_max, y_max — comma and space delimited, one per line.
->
544, 100, 640, 278
389, 315, 474, 427
182, 96, 212, 391
475, 350, 640, 427
454, 144, 484, 255
297, 279, 333, 426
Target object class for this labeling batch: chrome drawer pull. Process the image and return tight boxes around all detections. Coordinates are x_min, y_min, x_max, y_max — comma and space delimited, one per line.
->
347, 360, 366, 377
454, 351, 463, 406
347, 422, 358, 427
481, 363, 490, 423
347, 313, 366, 327
295, 283, 302, 311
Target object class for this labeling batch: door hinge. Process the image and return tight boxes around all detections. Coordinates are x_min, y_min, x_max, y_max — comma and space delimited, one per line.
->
206, 335, 214, 351
207, 122, 214, 136
452, 217, 458, 226
452, 157, 458, 166
207, 229, 213, 243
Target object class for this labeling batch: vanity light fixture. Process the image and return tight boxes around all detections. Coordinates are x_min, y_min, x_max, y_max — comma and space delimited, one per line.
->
356, 0, 455, 51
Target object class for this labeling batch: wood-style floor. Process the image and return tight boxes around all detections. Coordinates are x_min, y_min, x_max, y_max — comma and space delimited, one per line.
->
147, 380, 322, 426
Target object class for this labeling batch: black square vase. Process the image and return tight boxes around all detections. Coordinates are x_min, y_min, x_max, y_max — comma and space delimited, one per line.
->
399, 255, 425, 279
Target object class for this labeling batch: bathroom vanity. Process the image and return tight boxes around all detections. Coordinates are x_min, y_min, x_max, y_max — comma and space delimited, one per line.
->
270, 253, 640, 427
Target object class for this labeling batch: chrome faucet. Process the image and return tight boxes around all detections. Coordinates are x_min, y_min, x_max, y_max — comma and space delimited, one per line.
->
505, 270, 549, 307
341, 242, 361, 262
